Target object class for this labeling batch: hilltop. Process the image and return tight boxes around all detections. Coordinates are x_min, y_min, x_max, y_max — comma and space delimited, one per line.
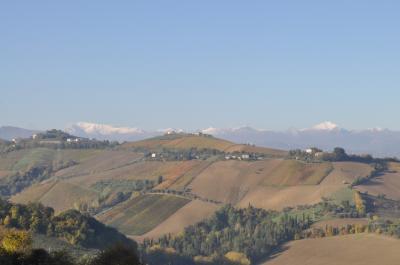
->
121, 132, 287, 157
0, 126, 40, 141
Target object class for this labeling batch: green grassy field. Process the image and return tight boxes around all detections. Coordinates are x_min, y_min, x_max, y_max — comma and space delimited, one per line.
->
98, 194, 190, 235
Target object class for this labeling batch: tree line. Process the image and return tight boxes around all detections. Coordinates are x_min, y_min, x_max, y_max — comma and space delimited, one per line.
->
0, 228, 141, 265
0, 199, 134, 250
141, 205, 312, 264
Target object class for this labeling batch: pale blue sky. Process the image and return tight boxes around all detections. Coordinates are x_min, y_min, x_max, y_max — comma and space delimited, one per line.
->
1, 1, 399, 130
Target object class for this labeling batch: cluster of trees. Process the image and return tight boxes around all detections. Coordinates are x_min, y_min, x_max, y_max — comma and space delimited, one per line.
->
141, 148, 265, 162
4, 130, 119, 153
363, 192, 400, 218
0, 228, 141, 265
302, 218, 400, 240
0, 140, 11, 153
289, 147, 397, 165
140, 199, 369, 264
146, 189, 222, 205
141, 205, 312, 264
224, 152, 265, 161
92, 179, 156, 195
0, 199, 134, 249
304, 223, 368, 239
75, 179, 158, 215
295, 198, 363, 220
368, 218, 400, 238
143, 245, 249, 265
141, 147, 224, 161
0, 158, 79, 199
351, 162, 387, 187
0, 165, 52, 197
353, 191, 367, 216
288, 148, 323, 162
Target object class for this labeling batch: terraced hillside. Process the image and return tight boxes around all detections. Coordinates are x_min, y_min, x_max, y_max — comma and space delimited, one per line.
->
96, 194, 190, 235
134, 200, 219, 241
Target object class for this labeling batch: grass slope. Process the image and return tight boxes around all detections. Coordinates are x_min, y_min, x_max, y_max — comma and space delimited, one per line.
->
261, 160, 333, 186
356, 162, 400, 200
12, 180, 99, 213
134, 200, 220, 241
189, 159, 335, 206
0, 148, 100, 177
97, 194, 190, 236
122, 134, 234, 151
262, 234, 400, 265
238, 162, 373, 210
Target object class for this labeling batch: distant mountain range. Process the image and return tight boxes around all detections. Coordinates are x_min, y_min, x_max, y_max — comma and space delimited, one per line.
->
200, 122, 400, 158
0, 126, 40, 141
65, 122, 160, 142
2, 121, 400, 157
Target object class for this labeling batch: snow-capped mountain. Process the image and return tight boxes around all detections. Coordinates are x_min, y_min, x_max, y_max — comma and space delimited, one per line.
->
157, 128, 185, 134
203, 122, 400, 158
65, 122, 159, 142
303, 121, 340, 131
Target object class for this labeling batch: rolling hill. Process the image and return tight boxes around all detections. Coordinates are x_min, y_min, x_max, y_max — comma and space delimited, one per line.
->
1, 131, 400, 264
121, 133, 287, 157
0, 126, 39, 140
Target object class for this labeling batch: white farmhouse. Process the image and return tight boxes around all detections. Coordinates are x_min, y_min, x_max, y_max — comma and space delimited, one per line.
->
241, 154, 250, 160
67, 138, 80, 143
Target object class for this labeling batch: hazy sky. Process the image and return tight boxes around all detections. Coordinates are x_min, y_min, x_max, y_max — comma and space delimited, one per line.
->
1, 1, 400, 130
